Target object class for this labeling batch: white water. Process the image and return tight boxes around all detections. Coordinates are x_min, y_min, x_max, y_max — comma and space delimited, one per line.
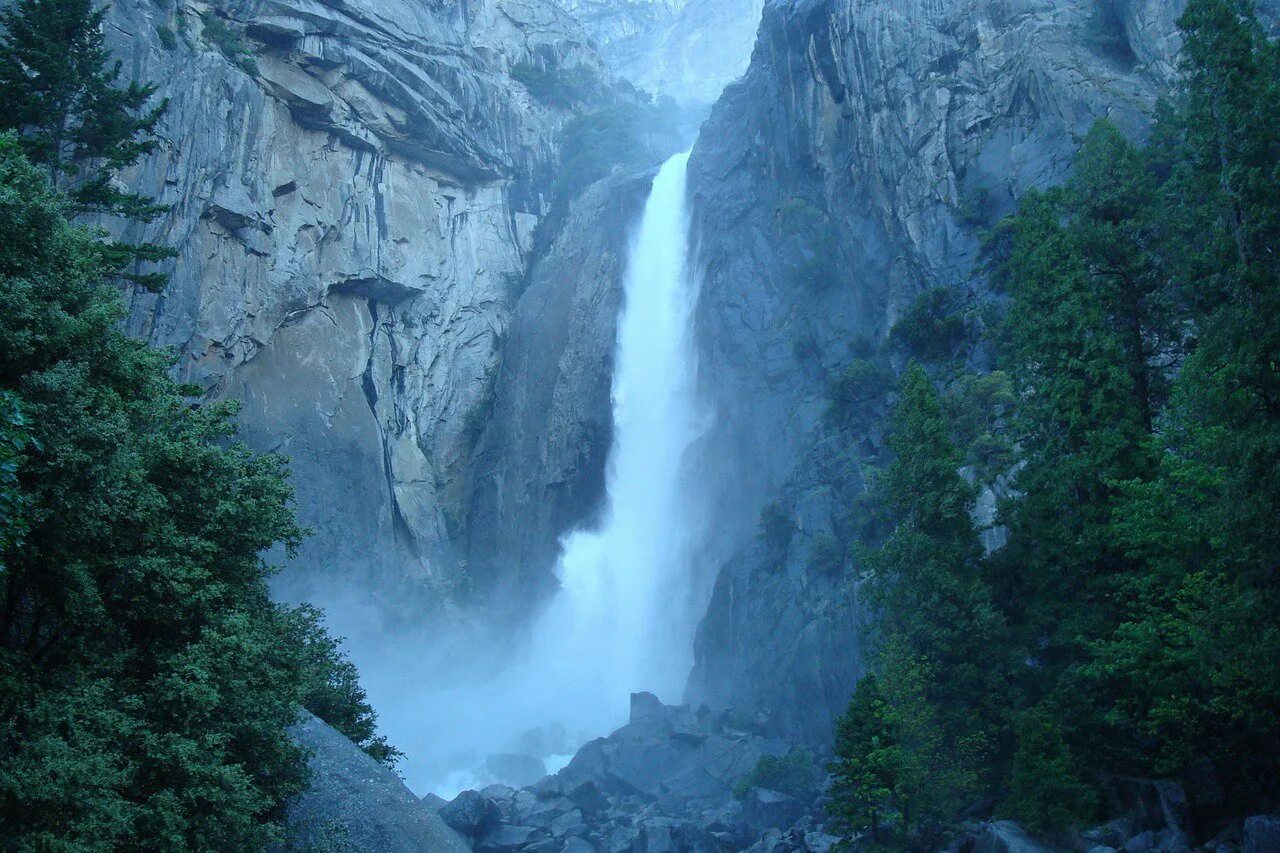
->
370, 152, 711, 794
516, 149, 707, 734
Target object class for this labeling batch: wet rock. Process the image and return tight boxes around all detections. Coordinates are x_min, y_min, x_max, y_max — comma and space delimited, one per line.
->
741, 788, 808, 837
1122, 828, 1193, 852
1081, 818, 1138, 849
974, 820, 1056, 853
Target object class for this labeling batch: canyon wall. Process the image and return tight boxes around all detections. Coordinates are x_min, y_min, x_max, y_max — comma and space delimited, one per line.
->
101, 0, 612, 632
683, 0, 1205, 743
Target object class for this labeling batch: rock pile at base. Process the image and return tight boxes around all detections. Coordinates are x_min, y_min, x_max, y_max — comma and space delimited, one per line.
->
434, 693, 839, 852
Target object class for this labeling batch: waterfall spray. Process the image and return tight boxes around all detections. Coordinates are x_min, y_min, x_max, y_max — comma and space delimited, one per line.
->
518, 151, 707, 735
382, 151, 710, 794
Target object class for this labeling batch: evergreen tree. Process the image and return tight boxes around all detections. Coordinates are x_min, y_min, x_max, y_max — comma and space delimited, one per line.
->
0, 0, 172, 290
1080, 0, 1280, 806
864, 364, 1006, 773
829, 674, 898, 843
0, 134, 392, 848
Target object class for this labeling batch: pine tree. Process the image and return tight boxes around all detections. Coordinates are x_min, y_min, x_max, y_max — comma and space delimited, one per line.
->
829, 674, 898, 842
0, 134, 394, 847
865, 364, 1006, 763
0, 0, 171, 290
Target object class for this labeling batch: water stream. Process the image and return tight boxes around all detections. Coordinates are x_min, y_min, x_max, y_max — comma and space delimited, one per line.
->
381, 151, 710, 795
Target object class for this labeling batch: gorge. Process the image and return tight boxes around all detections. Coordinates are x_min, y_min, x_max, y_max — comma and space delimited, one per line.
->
3, 0, 1280, 849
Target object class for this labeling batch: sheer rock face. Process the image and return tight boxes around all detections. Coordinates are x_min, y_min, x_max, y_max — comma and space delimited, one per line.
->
683, 0, 1196, 743
558, 0, 765, 104
464, 170, 654, 602
103, 0, 600, 626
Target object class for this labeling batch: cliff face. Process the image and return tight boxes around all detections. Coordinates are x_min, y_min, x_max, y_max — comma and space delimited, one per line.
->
559, 0, 765, 104
464, 170, 654, 603
101, 0, 604, 627
683, 0, 1198, 743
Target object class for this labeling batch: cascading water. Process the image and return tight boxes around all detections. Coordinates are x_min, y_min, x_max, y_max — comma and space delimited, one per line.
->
378, 151, 711, 795
517, 150, 707, 736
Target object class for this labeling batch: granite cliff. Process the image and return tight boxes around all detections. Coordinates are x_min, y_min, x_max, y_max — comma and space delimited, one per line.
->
682, 0, 1240, 743
100, 0, 618, 633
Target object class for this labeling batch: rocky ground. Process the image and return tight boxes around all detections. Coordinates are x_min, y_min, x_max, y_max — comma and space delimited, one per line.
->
405, 695, 1280, 852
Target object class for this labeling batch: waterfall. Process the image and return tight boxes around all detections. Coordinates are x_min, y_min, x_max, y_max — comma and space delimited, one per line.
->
519, 150, 707, 736
384, 152, 711, 795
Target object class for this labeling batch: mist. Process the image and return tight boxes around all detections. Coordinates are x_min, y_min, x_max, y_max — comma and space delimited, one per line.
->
333, 152, 714, 796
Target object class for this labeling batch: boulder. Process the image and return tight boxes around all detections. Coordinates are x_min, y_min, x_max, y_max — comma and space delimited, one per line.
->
1122, 828, 1192, 852
1244, 815, 1280, 853
440, 789, 502, 838
282, 711, 469, 852
478, 824, 543, 851
974, 820, 1056, 853
1081, 818, 1137, 850
741, 788, 808, 835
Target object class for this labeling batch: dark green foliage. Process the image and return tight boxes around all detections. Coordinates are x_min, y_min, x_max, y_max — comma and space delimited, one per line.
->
200, 12, 256, 75
830, 366, 1004, 844
733, 749, 821, 800
156, 23, 178, 50
830, 0, 1280, 839
806, 532, 844, 576
0, 394, 29, 558
0, 136, 393, 848
826, 358, 890, 429
944, 371, 1015, 479
889, 287, 971, 363
511, 61, 602, 108
829, 675, 898, 841
1000, 705, 1099, 833
281, 605, 402, 768
0, 0, 173, 290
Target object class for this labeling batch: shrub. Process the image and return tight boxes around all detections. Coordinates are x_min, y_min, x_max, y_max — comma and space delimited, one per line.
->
200, 12, 256, 74
758, 501, 794, 562
511, 60, 601, 108
890, 287, 970, 362
156, 23, 178, 50
808, 532, 845, 576
734, 749, 821, 800
826, 358, 891, 428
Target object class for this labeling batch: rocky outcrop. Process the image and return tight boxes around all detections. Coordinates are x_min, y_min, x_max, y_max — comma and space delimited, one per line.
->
433, 693, 838, 852
100, 0, 608, 629
285, 710, 470, 851
464, 168, 653, 601
684, 0, 1191, 741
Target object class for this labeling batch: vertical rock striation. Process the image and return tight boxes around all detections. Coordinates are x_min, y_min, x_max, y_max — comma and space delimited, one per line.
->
684, 0, 1199, 743
558, 0, 765, 104
101, 0, 606, 628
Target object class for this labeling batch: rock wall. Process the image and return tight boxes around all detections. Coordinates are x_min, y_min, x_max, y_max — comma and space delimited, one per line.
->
683, 0, 1195, 743
464, 169, 654, 605
558, 0, 765, 104
102, 0, 605, 631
